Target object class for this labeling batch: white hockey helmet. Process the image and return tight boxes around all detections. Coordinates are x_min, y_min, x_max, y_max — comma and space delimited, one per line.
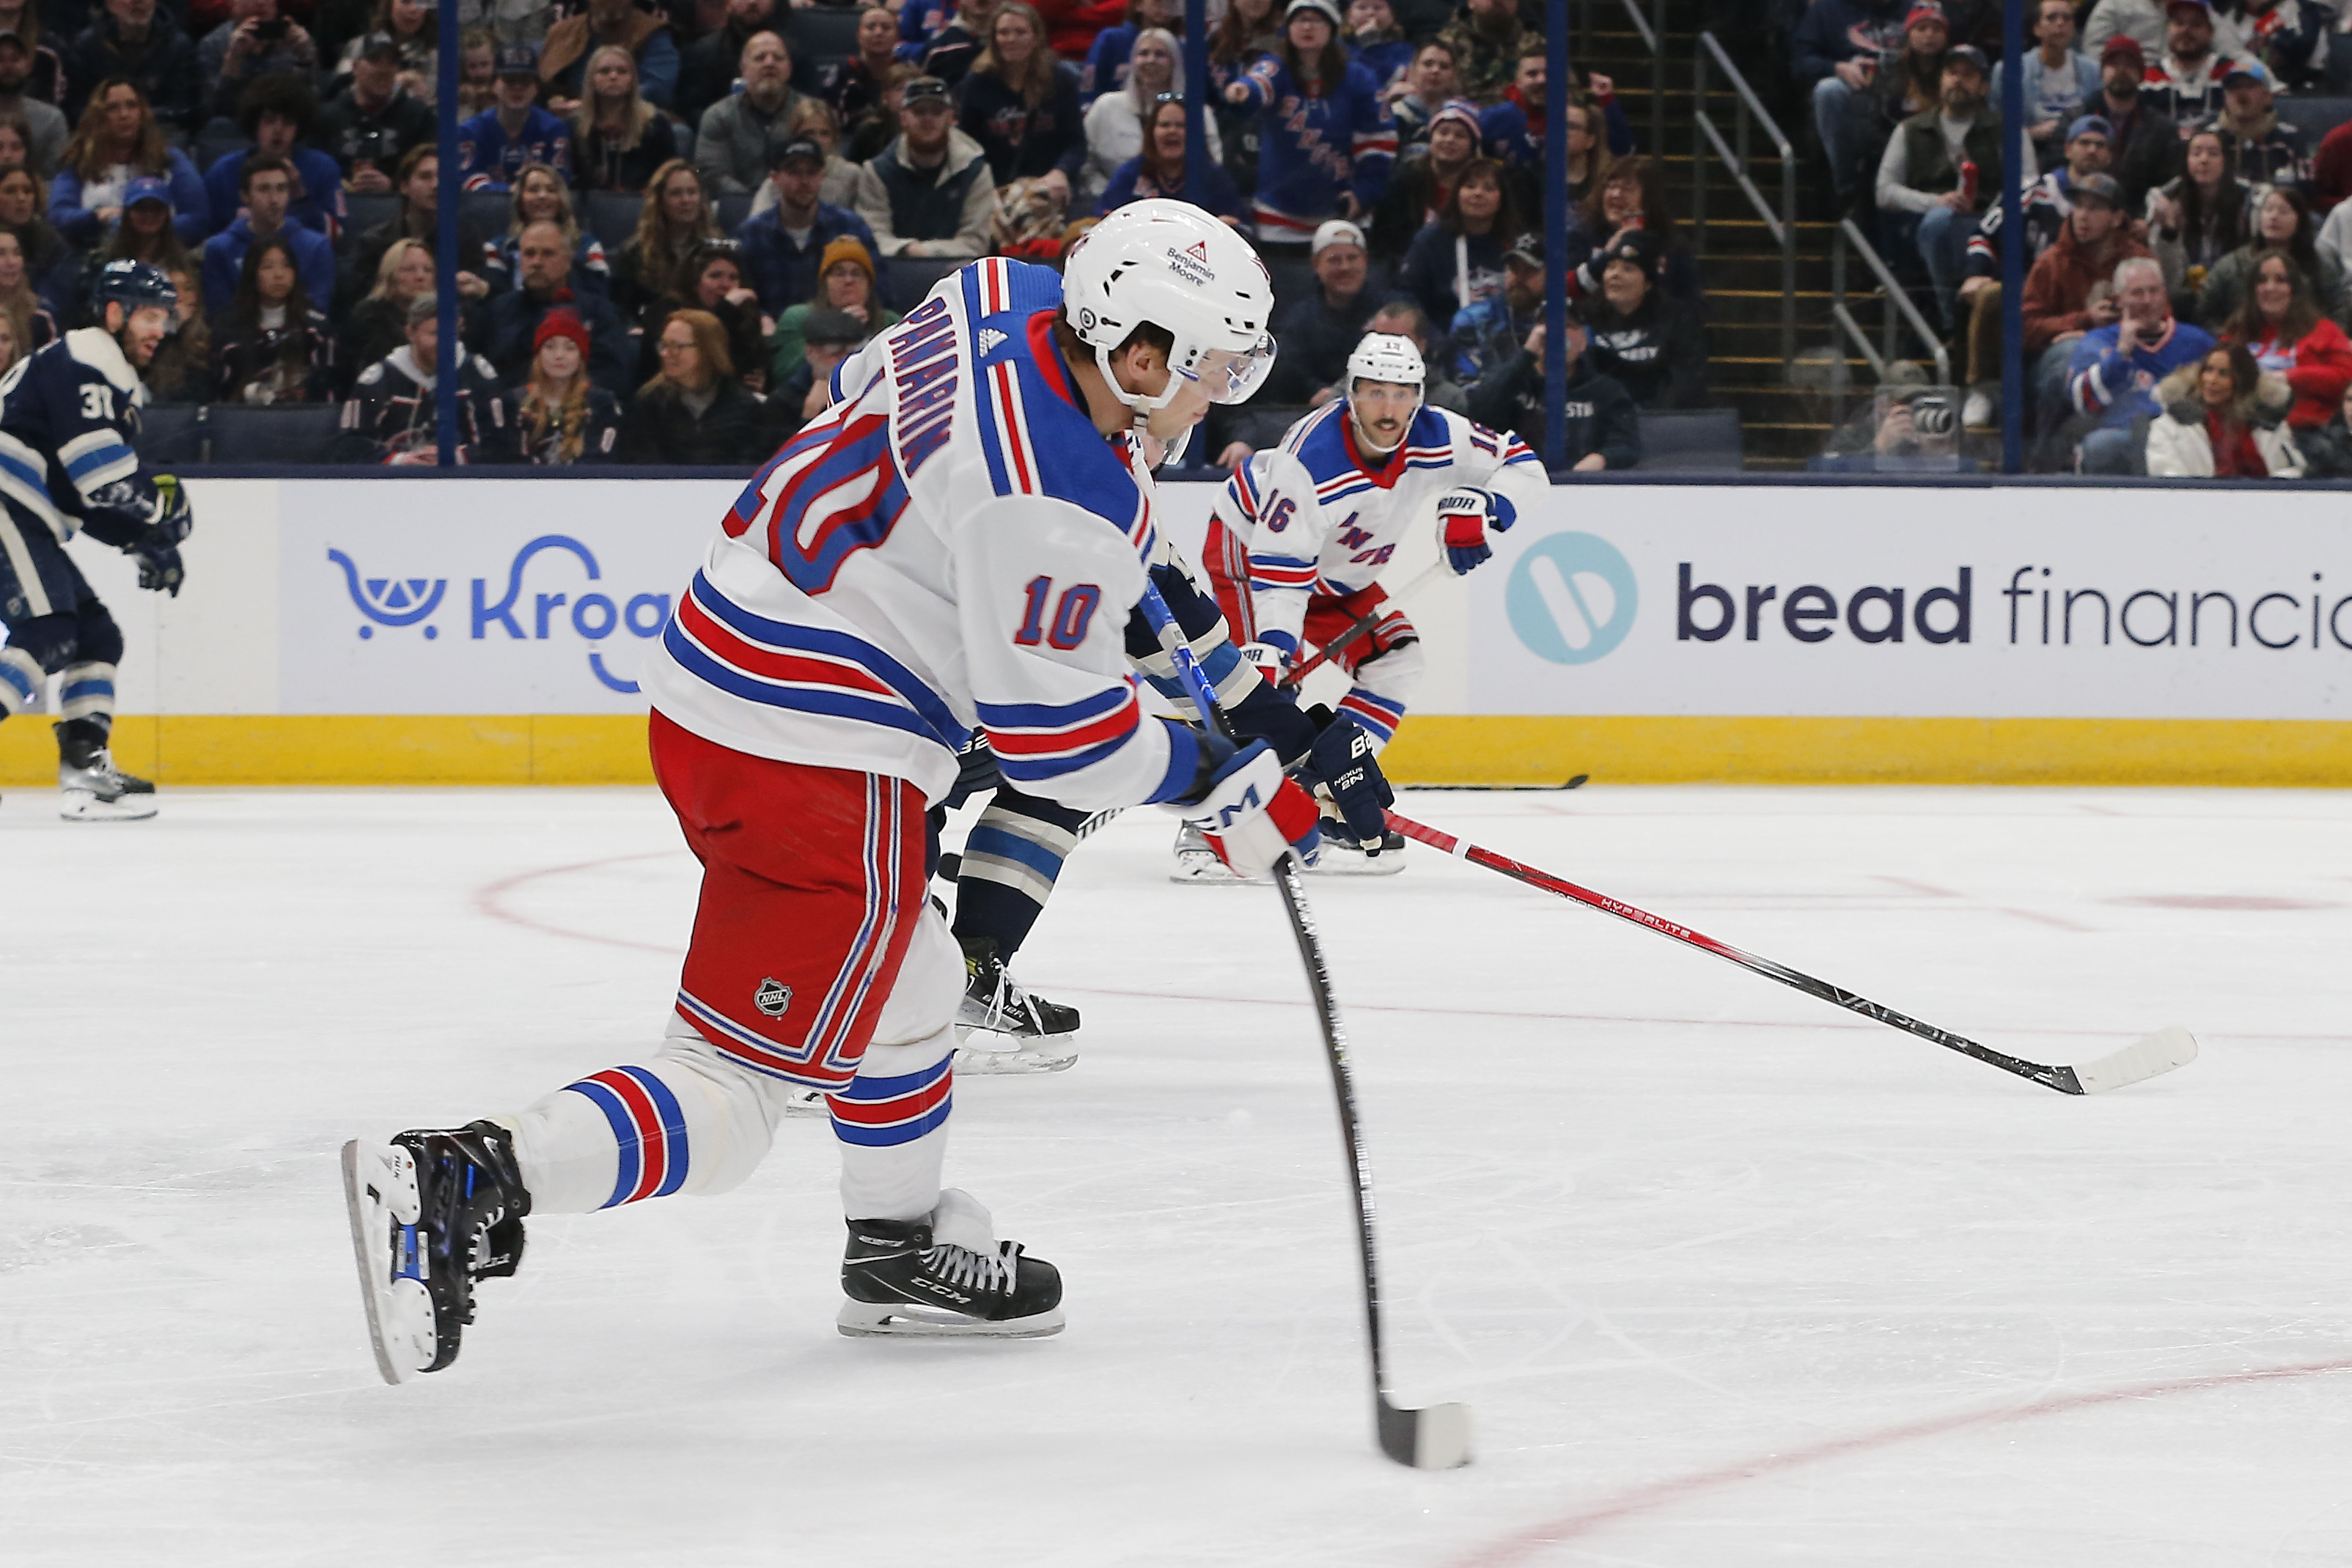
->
1345, 331, 1426, 393
1062, 199, 1278, 414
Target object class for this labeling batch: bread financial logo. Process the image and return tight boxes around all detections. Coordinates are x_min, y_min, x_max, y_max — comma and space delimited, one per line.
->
1504, 531, 1639, 665
754, 978, 793, 1017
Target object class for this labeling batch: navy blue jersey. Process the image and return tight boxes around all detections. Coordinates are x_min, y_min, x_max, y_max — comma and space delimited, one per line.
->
0, 327, 166, 550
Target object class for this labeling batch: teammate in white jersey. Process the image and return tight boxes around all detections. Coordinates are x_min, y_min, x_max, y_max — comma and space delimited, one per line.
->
341, 202, 1337, 1377
1194, 331, 1549, 874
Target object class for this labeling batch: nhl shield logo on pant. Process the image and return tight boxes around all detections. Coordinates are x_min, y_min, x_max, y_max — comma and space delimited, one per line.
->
754, 978, 793, 1018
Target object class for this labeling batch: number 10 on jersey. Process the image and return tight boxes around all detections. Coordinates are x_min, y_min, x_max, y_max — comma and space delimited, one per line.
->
1014, 576, 1103, 651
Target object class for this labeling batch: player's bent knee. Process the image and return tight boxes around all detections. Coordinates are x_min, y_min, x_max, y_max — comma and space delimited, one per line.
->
73, 601, 123, 669
1356, 637, 1426, 702
4, 611, 77, 674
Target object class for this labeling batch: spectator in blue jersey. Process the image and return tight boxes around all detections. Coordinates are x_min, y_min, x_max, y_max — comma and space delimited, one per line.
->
903, 0, 1004, 90
738, 135, 882, 314
539, 0, 680, 111
482, 162, 611, 298
1205, 0, 1279, 190
1473, 39, 1639, 174
211, 235, 337, 403
1079, 0, 1179, 103
1097, 93, 1245, 225
459, 41, 574, 190
1466, 311, 1641, 471
317, 34, 438, 195
2066, 253, 2218, 471
62, 0, 201, 133
1344, 0, 1412, 92
481, 217, 633, 392
1263, 216, 1381, 402
199, 0, 320, 125
201, 154, 336, 321
204, 76, 346, 243
1224, 0, 1397, 246
1396, 156, 1518, 333
50, 79, 208, 246
958, 1, 1086, 192
1991, 0, 2100, 166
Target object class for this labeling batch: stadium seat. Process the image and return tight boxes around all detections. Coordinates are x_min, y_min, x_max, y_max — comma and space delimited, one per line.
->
584, 191, 644, 251
199, 403, 343, 464
1263, 254, 1317, 308
134, 402, 204, 465
342, 192, 401, 246
716, 192, 754, 233
1631, 408, 1744, 472
784, 7, 864, 84
888, 254, 962, 309
463, 188, 512, 240
2328, 30, 2352, 92
2277, 95, 2352, 141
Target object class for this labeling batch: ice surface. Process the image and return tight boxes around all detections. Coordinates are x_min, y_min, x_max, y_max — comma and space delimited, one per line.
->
4, 783, 2351, 1567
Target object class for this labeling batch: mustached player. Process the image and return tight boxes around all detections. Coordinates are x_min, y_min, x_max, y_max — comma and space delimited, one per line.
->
1194, 331, 1548, 876
0, 260, 191, 821
342, 202, 1339, 1376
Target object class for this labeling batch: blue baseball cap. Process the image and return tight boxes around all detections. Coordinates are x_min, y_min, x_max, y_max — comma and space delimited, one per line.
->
122, 175, 172, 211
2066, 113, 2114, 143
2223, 58, 2276, 89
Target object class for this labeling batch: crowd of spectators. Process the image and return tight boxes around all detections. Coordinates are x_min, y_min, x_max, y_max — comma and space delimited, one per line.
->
1781, 0, 2352, 476
0, 0, 1716, 470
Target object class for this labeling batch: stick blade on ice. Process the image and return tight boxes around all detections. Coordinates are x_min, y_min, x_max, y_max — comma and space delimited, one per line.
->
1378, 1399, 1474, 1470
2067, 1026, 2199, 1095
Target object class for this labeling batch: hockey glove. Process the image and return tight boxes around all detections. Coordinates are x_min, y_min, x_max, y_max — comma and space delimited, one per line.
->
1436, 487, 1515, 575
133, 540, 184, 597
150, 474, 192, 543
1167, 737, 1322, 877
1237, 639, 1289, 682
1295, 711, 1393, 850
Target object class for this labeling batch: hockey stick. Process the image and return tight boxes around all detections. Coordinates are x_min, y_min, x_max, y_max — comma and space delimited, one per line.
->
1386, 811, 2197, 1097
1140, 580, 1471, 1471
1279, 560, 1451, 688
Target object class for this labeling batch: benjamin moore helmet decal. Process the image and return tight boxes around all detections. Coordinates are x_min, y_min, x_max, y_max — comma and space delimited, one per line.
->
1505, 532, 1639, 665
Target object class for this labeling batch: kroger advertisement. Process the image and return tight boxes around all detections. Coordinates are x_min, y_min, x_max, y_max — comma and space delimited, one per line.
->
1474, 484, 2352, 721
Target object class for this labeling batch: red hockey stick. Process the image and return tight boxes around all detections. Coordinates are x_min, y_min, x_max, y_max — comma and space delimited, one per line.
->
1384, 811, 2197, 1096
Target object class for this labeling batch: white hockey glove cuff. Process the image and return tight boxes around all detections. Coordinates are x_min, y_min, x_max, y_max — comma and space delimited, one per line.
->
1163, 738, 1323, 877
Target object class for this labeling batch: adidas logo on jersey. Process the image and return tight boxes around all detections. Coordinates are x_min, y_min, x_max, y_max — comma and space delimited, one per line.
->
976, 328, 1008, 356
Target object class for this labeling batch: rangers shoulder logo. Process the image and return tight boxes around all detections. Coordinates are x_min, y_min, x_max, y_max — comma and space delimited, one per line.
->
754, 977, 793, 1017
975, 327, 1007, 355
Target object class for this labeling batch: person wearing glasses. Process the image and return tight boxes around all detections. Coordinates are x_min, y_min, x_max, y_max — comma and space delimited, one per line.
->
620, 305, 775, 463
852, 74, 997, 259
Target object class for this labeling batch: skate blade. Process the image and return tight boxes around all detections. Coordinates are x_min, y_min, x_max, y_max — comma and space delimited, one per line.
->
836, 1298, 1066, 1339
779, 1087, 829, 1119
1304, 849, 1407, 877
341, 1140, 433, 1385
952, 1037, 1079, 1075
59, 791, 157, 822
1169, 858, 1255, 886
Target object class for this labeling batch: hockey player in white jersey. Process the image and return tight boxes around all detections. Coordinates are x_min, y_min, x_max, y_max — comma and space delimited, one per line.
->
1191, 330, 1549, 876
342, 202, 1336, 1378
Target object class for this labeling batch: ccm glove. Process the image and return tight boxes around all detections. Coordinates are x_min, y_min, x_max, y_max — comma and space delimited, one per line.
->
1436, 487, 1515, 575
1295, 711, 1393, 849
1166, 737, 1322, 877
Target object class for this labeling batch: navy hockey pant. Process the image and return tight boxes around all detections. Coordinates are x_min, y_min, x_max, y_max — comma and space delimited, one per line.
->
0, 513, 122, 724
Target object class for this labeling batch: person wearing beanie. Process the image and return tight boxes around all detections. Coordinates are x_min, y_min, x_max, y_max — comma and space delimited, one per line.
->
496, 306, 624, 465
1565, 227, 1708, 410
333, 291, 509, 464
479, 216, 633, 392
1370, 95, 1476, 259
768, 232, 900, 389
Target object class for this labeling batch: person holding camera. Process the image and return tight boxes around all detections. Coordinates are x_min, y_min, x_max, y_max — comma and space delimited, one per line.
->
201, 0, 317, 124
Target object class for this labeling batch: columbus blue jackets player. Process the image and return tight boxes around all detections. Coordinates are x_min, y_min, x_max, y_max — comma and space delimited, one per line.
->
0, 260, 192, 822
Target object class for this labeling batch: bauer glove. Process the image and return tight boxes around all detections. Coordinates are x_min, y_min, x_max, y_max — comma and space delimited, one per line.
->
1237, 639, 1289, 682
1296, 710, 1393, 850
149, 474, 192, 542
1436, 487, 1515, 575
1166, 736, 1322, 877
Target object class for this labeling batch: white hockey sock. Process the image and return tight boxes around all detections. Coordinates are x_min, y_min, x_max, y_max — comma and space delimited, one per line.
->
504, 1017, 802, 1213
831, 1026, 956, 1223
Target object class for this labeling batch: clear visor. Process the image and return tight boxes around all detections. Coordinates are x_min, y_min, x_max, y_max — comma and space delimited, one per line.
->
1183, 335, 1278, 405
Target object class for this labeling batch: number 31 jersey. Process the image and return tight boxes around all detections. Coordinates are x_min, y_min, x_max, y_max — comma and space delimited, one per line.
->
639, 257, 1204, 814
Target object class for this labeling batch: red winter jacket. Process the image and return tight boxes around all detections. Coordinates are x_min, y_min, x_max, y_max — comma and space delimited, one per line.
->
1029, 0, 1125, 62
2239, 314, 2352, 428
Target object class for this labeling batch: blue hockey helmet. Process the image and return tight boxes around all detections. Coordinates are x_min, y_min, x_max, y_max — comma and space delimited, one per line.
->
92, 260, 179, 325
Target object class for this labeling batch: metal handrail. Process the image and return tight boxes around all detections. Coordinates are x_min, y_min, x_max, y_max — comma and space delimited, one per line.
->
1691, 31, 1795, 372
1614, 0, 1666, 169
1829, 218, 1952, 427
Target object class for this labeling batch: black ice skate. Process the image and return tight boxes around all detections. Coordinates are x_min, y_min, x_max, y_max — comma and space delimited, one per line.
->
56, 716, 155, 822
341, 1120, 531, 1384
954, 937, 1080, 1074
837, 1188, 1063, 1339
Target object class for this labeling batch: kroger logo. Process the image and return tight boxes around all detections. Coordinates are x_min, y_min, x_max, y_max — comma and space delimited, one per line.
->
1504, 531, 1638, 665
328, 534, 672, 694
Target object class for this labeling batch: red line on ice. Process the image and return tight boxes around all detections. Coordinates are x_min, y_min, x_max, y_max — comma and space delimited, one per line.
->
1447, 1357, 2352, 1567
473, 852, 682, 954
